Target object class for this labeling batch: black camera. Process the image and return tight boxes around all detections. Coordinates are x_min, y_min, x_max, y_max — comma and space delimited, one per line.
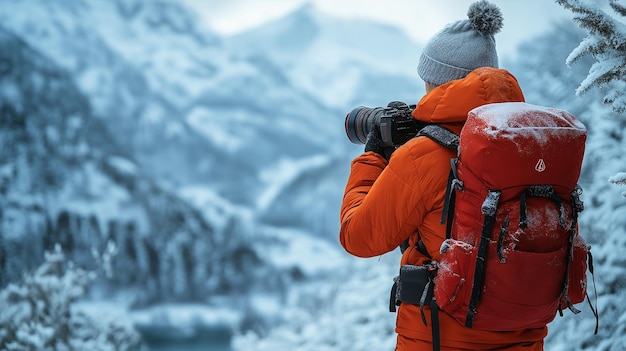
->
345, 101, 425, 147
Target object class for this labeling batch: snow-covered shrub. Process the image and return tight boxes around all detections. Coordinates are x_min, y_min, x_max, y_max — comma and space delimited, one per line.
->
0, 244, 141, 351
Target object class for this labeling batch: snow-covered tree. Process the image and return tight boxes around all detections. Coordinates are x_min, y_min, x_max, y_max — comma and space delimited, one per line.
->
556, 0, 626, 112
556, 0, 626, 198
0, 244, 141, 351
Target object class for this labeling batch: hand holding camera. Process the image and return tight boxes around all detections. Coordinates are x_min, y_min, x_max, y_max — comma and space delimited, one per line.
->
364, 128, 395, 160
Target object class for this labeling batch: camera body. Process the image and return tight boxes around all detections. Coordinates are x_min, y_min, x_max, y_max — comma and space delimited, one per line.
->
345, 101, 426, 147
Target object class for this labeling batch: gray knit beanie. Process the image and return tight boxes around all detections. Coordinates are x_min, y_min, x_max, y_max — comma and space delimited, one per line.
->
417, 0, 503, 86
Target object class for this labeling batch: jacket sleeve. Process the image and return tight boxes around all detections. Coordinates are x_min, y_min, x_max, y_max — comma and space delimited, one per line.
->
339, 144, 438, 258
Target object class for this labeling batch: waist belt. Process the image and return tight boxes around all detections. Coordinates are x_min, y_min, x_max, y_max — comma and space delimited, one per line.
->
390, 263, 441, 351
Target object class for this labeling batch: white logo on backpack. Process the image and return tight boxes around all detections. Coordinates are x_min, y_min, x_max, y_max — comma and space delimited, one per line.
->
535, 159, 546, 172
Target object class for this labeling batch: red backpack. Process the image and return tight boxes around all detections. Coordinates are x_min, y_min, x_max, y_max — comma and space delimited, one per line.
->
433, 102, 592, 331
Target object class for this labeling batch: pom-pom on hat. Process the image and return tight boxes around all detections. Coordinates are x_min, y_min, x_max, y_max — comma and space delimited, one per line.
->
417, 0, 503, 86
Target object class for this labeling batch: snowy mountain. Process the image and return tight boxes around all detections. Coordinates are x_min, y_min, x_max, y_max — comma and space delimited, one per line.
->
227, 3, 424, 110
0, 0, 351, 320
0, 0, 362, 240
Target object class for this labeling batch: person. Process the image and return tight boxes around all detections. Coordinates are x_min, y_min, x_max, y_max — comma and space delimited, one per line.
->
339, 1, 549, 350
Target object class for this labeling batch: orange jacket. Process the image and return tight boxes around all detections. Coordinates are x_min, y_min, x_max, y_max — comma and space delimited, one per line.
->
340, 67, 548, 350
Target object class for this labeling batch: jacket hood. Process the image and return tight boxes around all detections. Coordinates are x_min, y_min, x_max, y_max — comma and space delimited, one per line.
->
412, 67, 525, 124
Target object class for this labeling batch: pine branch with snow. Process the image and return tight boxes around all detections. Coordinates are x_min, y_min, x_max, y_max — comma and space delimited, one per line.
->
0, 244, 141, 351
556, 0, 626, 112
609, 172, 626, 197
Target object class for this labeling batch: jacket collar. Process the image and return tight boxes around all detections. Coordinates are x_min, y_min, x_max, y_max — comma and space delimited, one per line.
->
412, 67, 525, 126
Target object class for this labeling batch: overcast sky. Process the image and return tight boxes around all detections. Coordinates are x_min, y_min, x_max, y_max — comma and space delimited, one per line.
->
182, 0, 576, 60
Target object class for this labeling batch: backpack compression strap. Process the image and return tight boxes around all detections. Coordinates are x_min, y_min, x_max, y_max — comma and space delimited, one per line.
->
466, 190, 502, 328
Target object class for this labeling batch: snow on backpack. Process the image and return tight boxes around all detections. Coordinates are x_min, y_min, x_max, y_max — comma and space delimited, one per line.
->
433, 102, 595, 331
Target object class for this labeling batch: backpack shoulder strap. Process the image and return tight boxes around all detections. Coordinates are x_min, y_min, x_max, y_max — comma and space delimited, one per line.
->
417, 125, 459, 151
411, 125, 461, 258
417, 124, 460, 240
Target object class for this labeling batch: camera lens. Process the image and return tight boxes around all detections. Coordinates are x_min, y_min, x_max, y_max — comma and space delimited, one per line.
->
345, 106, 385, 144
